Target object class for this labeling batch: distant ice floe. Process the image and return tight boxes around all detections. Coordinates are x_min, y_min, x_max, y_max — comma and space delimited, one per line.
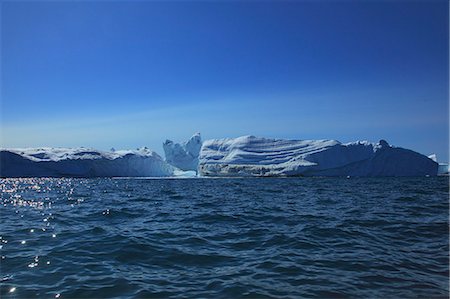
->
198, 136, 438, 177
428, 154, 448, 175
437, 164, 449, 175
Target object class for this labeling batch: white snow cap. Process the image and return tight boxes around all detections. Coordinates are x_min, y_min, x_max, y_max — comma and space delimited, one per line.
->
428, 154, 437, 162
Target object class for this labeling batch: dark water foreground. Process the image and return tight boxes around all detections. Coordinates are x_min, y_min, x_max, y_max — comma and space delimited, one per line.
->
0, 177, 448, 298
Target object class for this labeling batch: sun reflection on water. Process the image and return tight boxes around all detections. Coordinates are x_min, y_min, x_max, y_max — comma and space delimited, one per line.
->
1, 177, 83, 298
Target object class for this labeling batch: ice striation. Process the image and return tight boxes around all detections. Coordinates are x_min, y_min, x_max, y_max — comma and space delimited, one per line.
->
198, 136, 438, 177
163, 133, 202, 172
0, 147, 175, 178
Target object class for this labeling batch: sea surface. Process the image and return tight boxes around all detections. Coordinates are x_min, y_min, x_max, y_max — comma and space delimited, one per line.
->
0, 177, 448, 298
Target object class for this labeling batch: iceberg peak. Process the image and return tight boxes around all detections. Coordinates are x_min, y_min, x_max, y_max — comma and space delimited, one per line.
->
163, 133, 202, 172
428, 154, 437, 162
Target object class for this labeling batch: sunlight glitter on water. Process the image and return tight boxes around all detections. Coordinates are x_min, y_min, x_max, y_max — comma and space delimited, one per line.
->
0, 178, 70, 298
0, 177, 448, 298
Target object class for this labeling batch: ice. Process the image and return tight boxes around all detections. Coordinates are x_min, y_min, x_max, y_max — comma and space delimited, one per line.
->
163, 133, 202, 172
0, 134, 439, 178
173, 169, 198, 178
428, 154, 437, 162
198, 136, 438, 177
0, 147, 175, 178
438, 163, 449, 175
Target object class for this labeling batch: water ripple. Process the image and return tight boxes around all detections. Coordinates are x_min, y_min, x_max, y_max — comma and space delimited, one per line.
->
0, 177, 448, 298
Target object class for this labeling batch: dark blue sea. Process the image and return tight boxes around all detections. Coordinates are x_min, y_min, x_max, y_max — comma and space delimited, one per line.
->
0, 177, 448, 298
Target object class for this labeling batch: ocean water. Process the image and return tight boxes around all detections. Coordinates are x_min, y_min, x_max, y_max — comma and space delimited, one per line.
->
0, 177, 448, 298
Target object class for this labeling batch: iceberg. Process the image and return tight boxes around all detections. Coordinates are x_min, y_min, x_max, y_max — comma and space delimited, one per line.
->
198, 136, 438, 177
428, 154, 449, 175
163, 133, 202, 172
0, 135, 439, 178
0, 147, 175, 178
438, 164, 449, 175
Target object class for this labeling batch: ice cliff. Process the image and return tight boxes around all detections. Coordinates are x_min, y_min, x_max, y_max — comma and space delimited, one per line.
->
198, 136, 438, 177
0, 135, 438, 178
0, 147, 175, 178
163, 133, 202, 171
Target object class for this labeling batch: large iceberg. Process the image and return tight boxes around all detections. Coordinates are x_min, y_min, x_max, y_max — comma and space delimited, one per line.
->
0, 147, 175, 178
163, 133, 202, 172
198, 136, 438, 177
0, 135, 439, 178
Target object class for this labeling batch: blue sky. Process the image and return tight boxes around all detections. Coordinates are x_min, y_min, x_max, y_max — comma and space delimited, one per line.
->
1, 1, 448, 161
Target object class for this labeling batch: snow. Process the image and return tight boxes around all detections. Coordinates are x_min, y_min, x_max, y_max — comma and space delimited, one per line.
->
0, 147, 175, 178
428, 154, 438, 162
163, 133, 202, 171
198, 136, 438, 177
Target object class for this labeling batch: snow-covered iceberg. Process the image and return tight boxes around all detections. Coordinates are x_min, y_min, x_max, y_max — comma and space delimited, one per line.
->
198, 136, 438, 177
163, 133, 202, 172
0, 147, 175, 178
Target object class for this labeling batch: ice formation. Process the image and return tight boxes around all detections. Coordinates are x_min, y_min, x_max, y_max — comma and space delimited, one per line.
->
198, 136, 438, 177
428, 154, 449, 175
428, 154, 437, 162
0, 134, 439, 178
0, 147, 175, 178
437, 164, 449, 175
163, 133, 202, 171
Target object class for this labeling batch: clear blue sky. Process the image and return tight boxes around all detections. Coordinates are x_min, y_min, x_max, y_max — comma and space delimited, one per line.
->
1, 1, 448, 161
